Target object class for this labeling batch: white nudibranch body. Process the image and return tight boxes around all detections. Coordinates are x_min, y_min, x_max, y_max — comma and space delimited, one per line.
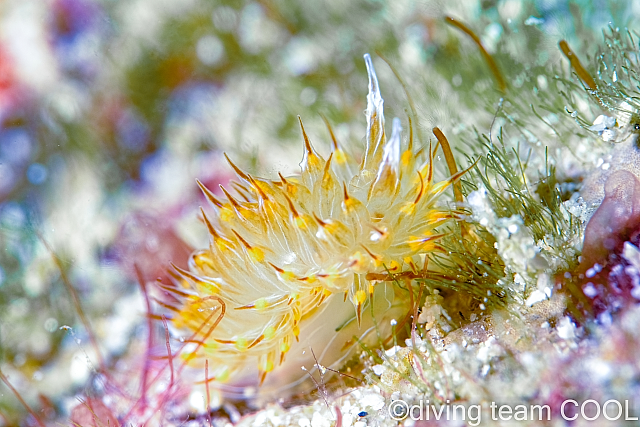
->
160, 54, 465, 398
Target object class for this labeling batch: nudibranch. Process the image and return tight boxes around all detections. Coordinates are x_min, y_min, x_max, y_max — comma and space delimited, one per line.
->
160, 54, 467, 398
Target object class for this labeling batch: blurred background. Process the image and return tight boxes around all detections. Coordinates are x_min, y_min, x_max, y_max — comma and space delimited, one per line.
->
0, 0, 638, 424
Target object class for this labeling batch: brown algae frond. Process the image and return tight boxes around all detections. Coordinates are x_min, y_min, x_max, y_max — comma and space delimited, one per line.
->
559, 39, 597, 91
445, 15, 507, 93
159, 54, 473, 395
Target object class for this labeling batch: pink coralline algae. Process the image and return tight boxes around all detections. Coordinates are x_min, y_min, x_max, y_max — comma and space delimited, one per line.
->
573, 169, 640, 317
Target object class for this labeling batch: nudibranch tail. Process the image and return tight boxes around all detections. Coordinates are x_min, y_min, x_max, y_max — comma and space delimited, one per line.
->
160, 53, 469, 395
